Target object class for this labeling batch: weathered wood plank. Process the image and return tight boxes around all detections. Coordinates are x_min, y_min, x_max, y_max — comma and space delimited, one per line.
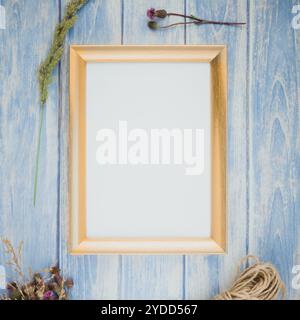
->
59, 0, 122, 299
0, 0, 59, 277
1, 0, 299, 300
120, 0, 185, 299
185, 0, 248, 299
249, 0, 300, 299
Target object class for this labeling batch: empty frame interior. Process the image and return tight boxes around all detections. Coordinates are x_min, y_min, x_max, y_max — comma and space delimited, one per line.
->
69, 45, 227, 254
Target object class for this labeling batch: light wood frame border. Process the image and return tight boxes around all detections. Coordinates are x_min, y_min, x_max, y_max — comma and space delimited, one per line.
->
69, 45, 227, 254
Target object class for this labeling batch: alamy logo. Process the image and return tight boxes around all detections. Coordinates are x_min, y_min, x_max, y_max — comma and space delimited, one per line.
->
0, 5, 5, 30
96, 121, 205, 176
292, 5, 300, 30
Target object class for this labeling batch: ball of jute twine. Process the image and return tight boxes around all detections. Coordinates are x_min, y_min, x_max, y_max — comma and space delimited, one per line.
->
214, 255, 286, 300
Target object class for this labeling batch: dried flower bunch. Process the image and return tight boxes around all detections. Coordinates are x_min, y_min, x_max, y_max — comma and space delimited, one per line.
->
147, 8, 245, 30
1, 239, 73, 300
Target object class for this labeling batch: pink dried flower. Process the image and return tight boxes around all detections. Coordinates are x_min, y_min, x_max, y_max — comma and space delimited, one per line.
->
147, 8, 156, 20
43, 290, 57, 300
147, 8, 168, 20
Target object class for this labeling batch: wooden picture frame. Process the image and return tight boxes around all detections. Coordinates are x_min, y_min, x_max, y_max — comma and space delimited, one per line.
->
69, 45, 227, 254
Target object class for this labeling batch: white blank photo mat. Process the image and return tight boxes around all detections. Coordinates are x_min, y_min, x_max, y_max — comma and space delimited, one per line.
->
86, 62, 211, 238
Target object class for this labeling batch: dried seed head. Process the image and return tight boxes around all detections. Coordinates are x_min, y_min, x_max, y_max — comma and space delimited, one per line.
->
155, 9, 167, 18
65, 278, 74, 289
148, 21, 159, 30
50, 266, 60, 275
33, 273, 43, 284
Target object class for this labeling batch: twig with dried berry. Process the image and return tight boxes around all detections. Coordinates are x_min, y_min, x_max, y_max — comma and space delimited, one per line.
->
147, 8, 245, 30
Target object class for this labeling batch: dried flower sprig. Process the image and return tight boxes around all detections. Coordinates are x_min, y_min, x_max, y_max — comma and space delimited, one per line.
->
147, 8, 246, 30
1, 239, 73, 300
34, 0, 89, 206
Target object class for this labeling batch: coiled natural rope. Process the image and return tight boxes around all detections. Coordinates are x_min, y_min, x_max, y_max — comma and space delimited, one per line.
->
214, 255, 286, 300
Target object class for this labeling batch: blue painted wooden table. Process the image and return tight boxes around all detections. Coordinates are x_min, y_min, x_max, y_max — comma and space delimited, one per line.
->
0, 0, 299, 299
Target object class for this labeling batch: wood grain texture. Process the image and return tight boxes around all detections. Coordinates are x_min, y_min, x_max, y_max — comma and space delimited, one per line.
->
59, 0, 122, 299
248, 0, 300, 299
184, 0, 248, 299
0, 0, 59, 276
0, 0, 300, 299
121, 0, 185, 299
